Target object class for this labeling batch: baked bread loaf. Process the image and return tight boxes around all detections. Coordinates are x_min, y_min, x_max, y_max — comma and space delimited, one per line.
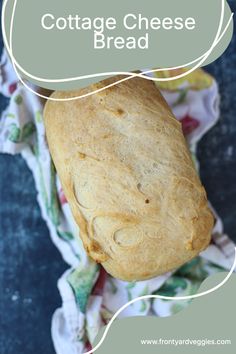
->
44, 75, 213, 281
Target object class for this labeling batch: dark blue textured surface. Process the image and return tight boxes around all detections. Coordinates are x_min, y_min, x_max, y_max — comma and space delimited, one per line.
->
0, 2, 66, 354
0, 1, 236, 354
198, 28, 236, 238
0, 157, 66, 354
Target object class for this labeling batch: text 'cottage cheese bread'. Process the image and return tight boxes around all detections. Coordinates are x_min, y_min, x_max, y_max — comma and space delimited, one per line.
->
44, 75, 214, 281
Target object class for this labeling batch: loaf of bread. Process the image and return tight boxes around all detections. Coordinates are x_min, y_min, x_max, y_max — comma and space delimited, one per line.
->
44, 75, 213, 281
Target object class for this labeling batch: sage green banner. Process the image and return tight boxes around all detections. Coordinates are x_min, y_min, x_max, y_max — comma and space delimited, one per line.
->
93, 273, 236, 354
2, 0, 234, 90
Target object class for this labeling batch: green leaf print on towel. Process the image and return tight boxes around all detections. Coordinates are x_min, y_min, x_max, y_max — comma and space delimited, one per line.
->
6, 113, 16, 119
170, 280, 200, 314
108, 278, 118, 294
14, 94, 23, 105
176, 257, 224, 280
8, 123, 21, 143
177, 257, 208, 279
138, 286, 149, 312
125, 282, 149, 312
126, 282, 136, 302
35, 111, 43, 123
68, 263, 99, 313
173, 88, 189, 107
57, 230, 74, 241
22, 122, 36, 140
8, 122, 36, 143
49, 161, 60, 226
156, 276, 188, 298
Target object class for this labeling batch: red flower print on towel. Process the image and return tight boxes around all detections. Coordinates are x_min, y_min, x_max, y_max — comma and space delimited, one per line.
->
8, 82, 17, 95
92, 267, 107, 296
58, 188, 67, 205
180, 115, 200, 136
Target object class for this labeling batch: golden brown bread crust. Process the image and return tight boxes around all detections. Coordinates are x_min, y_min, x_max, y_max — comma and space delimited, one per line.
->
44, 75, 214, 281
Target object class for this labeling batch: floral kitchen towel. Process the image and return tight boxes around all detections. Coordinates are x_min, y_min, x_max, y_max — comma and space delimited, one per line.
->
0, 50, 235, 354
